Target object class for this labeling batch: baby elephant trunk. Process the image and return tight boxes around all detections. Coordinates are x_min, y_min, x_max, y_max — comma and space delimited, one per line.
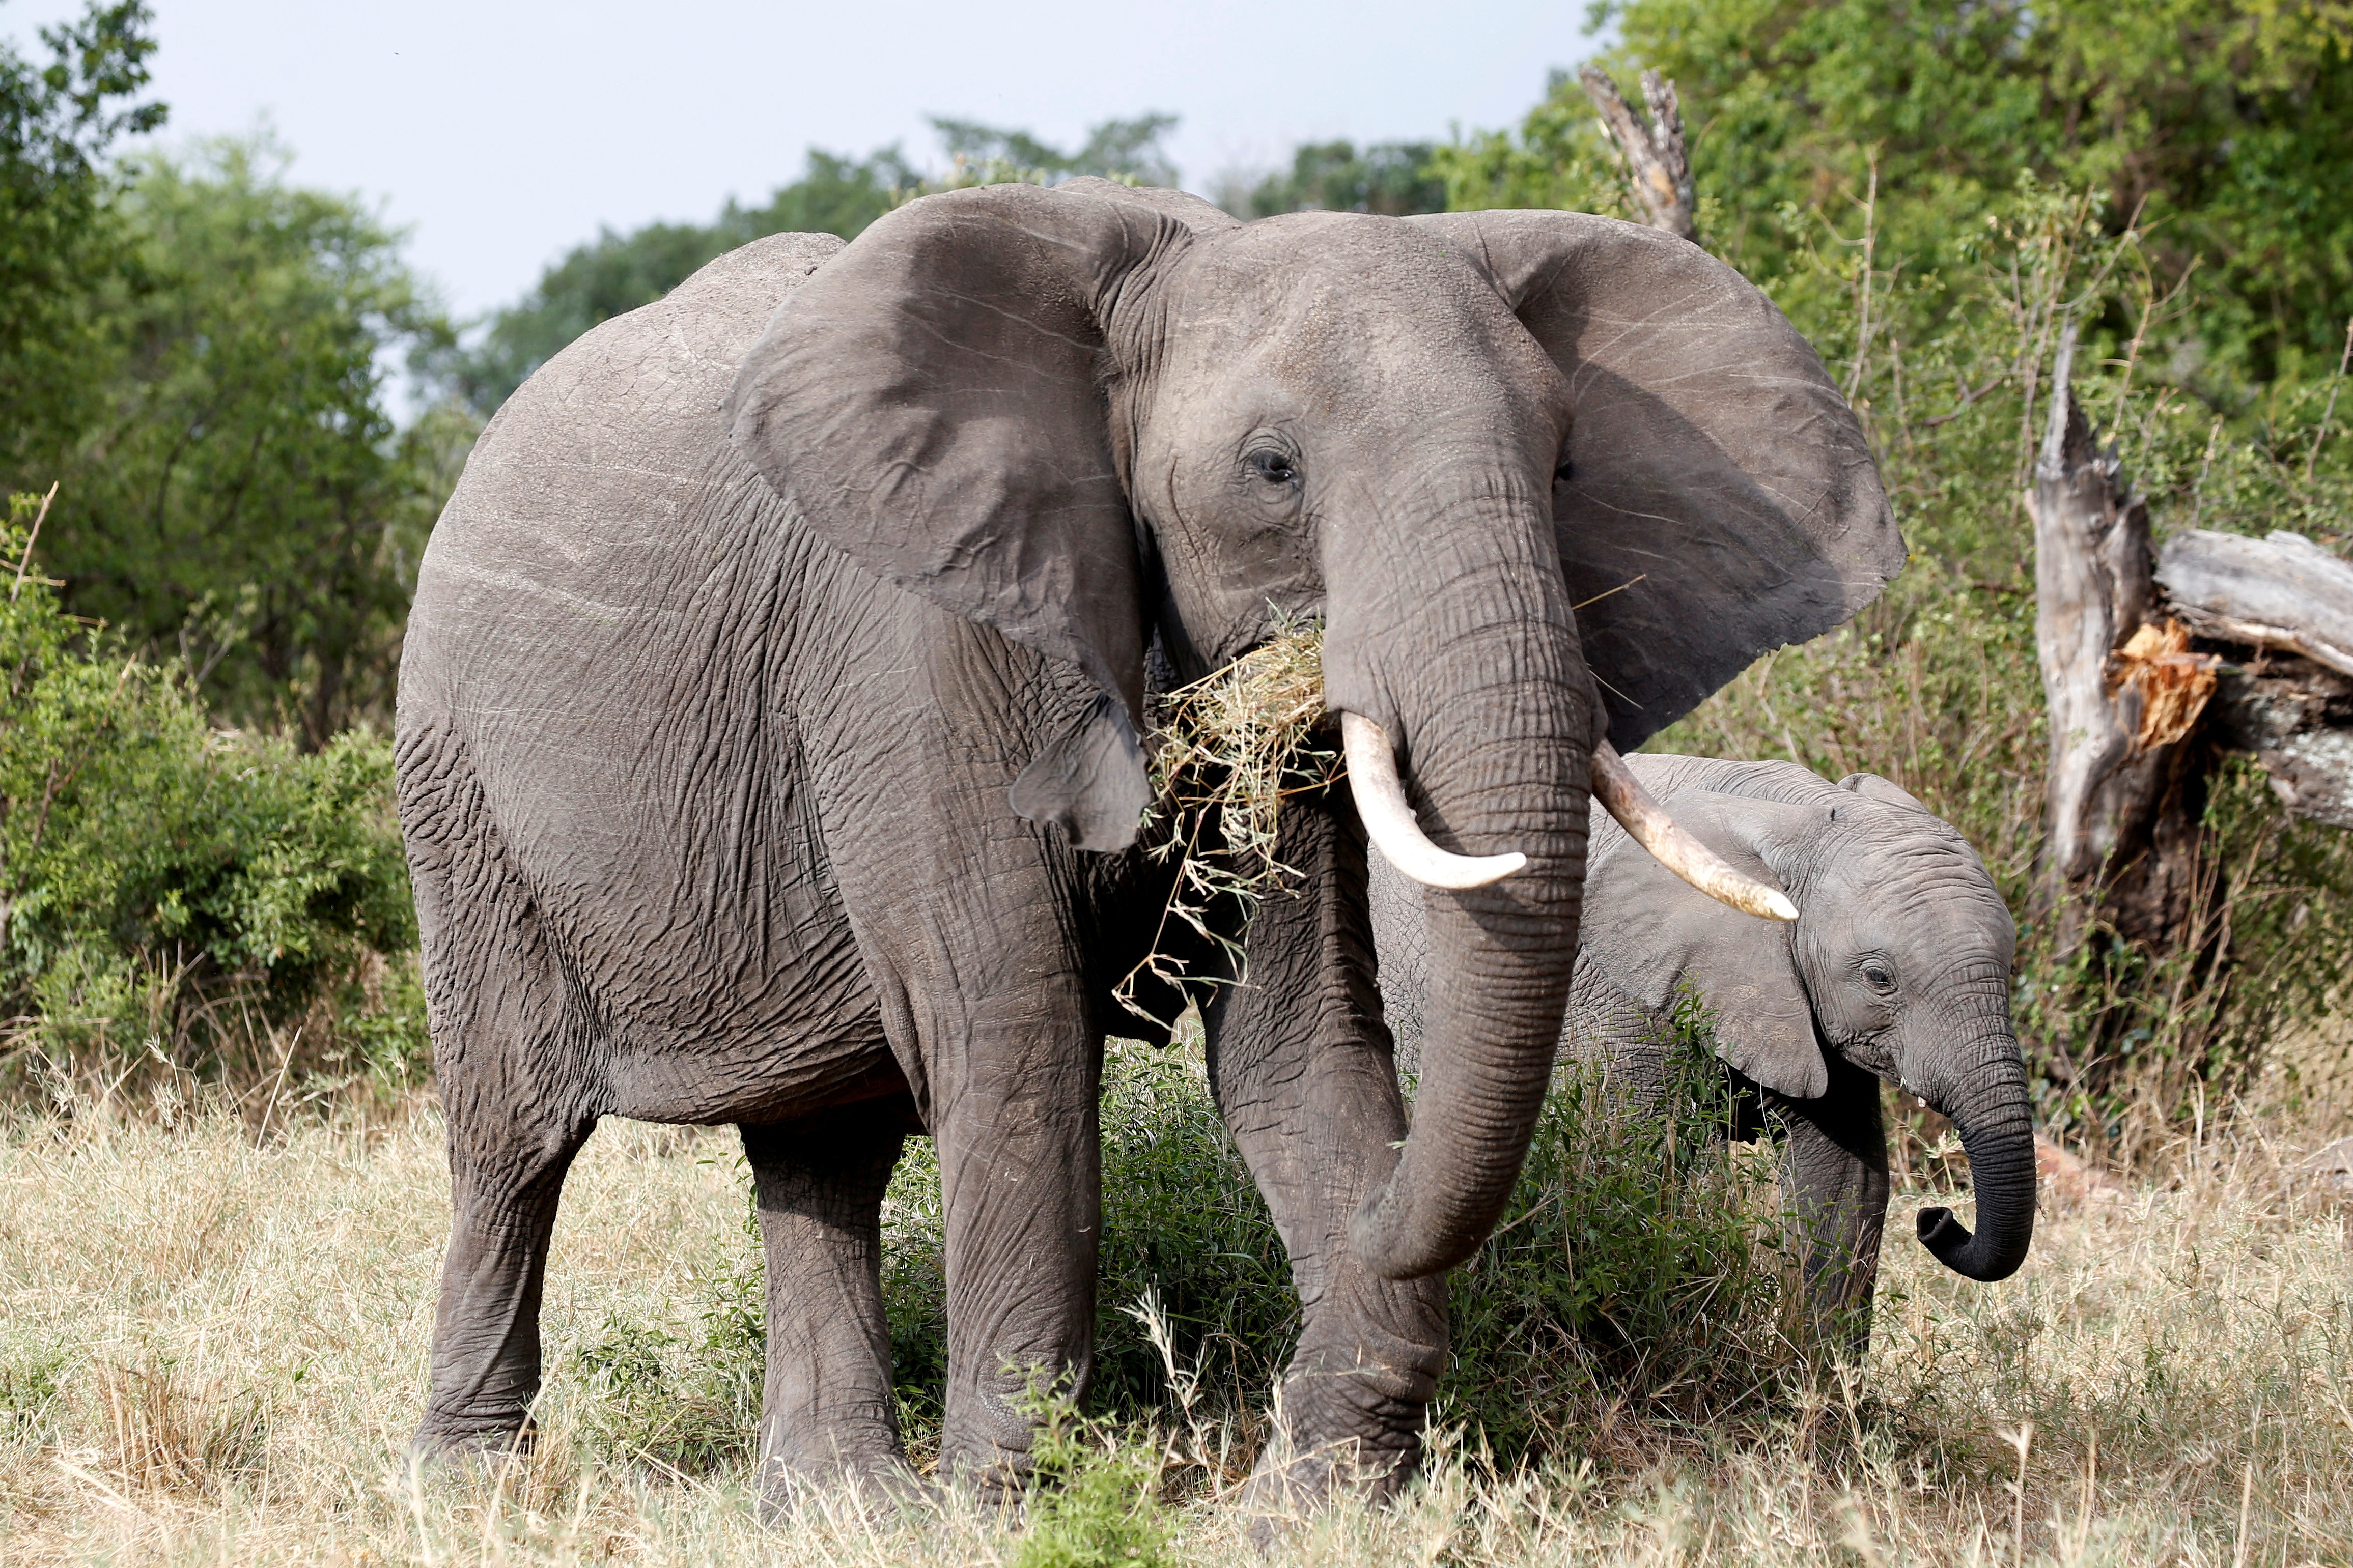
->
1915, 1022, 2037, 1282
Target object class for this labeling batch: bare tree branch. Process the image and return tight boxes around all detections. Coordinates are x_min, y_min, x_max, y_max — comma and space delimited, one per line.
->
1579, 66, 1697, 242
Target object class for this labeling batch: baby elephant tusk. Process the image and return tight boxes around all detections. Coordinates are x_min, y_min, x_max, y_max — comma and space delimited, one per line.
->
1590, 742, 1799, 921
1340, 712, 1529, 890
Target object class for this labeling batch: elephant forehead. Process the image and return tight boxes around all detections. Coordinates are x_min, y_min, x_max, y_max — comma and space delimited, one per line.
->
1167, 217, 1563, 395
1815, 830, 2014, 953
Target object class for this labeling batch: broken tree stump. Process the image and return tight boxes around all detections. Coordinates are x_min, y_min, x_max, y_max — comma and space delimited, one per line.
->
2028, 324, 2218, 948
2158, 529, 2353, 829
1579, 66, 1697, 243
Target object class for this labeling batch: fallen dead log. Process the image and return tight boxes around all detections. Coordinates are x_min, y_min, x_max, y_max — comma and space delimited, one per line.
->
2156, 528, 2353, 677
2155, 530, 2353, 829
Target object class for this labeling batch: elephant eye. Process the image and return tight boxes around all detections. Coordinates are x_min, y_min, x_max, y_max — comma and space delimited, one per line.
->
1246, 448, 1298, 487
1861, 961, 1897, 995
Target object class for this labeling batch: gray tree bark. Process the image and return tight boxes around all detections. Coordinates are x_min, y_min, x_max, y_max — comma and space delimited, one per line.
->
2158, 529, 2353, 829
2027, 323, 2217, 947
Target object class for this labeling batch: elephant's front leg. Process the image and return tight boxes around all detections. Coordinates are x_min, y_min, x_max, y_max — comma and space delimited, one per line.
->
926, 981, 1106, 1493
1203, 785, 1447, 1507
1769, 1052, 1891, 1358
740, 1097, 917, 1512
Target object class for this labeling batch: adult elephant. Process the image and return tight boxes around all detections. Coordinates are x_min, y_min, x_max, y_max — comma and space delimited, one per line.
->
1370, 755, 2034, 1354
396, 179, 1901, 1507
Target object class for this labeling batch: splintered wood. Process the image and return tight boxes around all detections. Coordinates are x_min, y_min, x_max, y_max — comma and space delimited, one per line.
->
2112, 620, 2218, 753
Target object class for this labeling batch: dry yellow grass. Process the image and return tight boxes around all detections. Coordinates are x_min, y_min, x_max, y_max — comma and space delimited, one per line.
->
3, 1094, 2350, 1566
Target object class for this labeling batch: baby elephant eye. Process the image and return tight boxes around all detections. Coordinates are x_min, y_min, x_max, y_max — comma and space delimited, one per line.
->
1247, 448, 1298, 486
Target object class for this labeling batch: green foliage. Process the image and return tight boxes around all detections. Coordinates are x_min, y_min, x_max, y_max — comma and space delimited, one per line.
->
1232, 139, 1448, 219
570, 1173, 766, 1473
0, 1, 164, 486
1438, 1, 2353, 390
0, 494, 418, 1101
929, 112, 1179, 190
4, 131, 462, 743
1009, 1380, 1172, 1568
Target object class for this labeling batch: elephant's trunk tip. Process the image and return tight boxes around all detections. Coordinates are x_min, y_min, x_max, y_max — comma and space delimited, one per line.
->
1913, 1194, 2031, 1282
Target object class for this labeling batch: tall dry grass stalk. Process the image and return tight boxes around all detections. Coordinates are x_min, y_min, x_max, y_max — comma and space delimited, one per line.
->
4, 1093, 2349, 1565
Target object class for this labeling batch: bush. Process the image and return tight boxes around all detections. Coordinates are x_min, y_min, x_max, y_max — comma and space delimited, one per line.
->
0, 493, 421, 1105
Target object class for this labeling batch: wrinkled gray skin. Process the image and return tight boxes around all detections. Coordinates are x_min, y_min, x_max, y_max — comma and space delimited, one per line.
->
1372, 754, 2032, 1352
396, 179, 1900, 1512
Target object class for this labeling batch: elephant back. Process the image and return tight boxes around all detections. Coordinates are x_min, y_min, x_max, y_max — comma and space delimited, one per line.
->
401, 231, 847, 716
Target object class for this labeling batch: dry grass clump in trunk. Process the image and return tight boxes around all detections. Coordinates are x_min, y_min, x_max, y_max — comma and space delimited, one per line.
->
1118, 617, 1339, 1020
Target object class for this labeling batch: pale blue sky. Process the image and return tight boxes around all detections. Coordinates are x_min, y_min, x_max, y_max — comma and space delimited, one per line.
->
5, 1, 1599, 321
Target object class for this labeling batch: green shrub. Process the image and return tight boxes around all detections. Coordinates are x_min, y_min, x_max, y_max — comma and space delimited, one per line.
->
0, 493, 419, 1103
1010, 1381, 1173, 1568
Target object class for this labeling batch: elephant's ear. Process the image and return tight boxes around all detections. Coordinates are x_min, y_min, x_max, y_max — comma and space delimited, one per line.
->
1581, 790, 1830, 1099
1410, 211, 1907, 752
1838, 772, 1930, 812
727, 183, 1193, 851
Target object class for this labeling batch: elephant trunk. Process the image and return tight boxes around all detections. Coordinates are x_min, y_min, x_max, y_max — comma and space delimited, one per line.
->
1327, 575, 1590, 1282
1915, 1005, 2037, 1282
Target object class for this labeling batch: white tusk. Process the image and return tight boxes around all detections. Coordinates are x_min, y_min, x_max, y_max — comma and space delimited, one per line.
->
1589, 742, 1799, 921
1340, 712, 1528, 890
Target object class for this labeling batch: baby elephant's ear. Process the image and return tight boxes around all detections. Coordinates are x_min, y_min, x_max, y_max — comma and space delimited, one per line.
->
1581, 790, 1830, 1099
728, 183, 1192, 851
1409, 211, 1906, 754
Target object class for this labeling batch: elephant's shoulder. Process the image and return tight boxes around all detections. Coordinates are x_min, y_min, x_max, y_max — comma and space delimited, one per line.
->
1565, 948, 1673, 1058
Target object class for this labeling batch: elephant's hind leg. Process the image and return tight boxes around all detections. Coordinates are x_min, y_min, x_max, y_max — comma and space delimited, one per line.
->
419, 1099, 594, 1452
740, 1100, 918, 1512
403, 731, 600, 1455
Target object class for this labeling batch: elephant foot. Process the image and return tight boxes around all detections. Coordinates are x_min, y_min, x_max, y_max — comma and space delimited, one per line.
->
754, 1449, 938, 1525
408, 1413, 540, 1479
1235, 1372, 1425, 1541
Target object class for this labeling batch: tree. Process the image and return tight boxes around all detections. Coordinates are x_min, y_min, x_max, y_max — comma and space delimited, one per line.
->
46, 137, 457, 746
0, 0, 164, 493
1436, 1, 2353, 391
927, 111, 1179, 188
1237, 140, 1448, 219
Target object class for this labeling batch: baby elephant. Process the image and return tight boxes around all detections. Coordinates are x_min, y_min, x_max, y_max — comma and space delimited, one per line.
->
1369, 753, 2035, 1350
